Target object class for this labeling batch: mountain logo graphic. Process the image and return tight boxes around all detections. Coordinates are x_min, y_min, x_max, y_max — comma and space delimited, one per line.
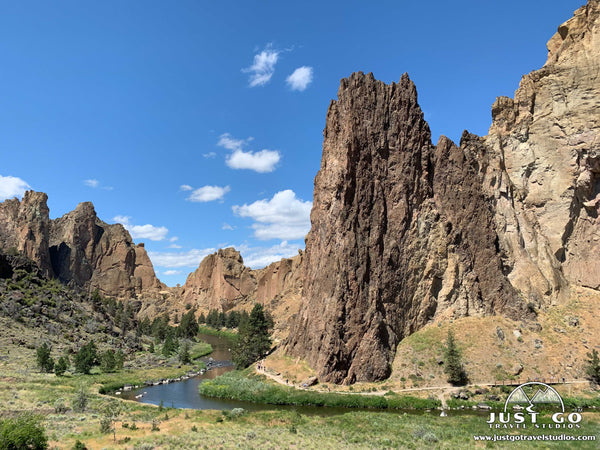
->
504, 382, 564, 414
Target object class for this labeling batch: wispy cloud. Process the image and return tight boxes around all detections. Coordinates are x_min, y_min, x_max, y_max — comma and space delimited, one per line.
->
217, 133, 252, 152
233, 189, 312, 240
222, 223, 235, 231
186, 185, 231, 203
162, 270, 182, 276
180, 185, 193, 191
113, 215, 169, 241
84, 179, 99, 188
238, 241, 302, 269
286, 66, 313, 91
84, 179, 113, 190
242, 44, 279, 87
203, 152, 216, 159
0, 175, 30, 201
218, 133, 280, 173
148, 248, 216, 268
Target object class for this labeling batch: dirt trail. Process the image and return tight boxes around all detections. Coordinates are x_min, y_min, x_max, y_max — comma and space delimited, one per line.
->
255, 366, 590, 399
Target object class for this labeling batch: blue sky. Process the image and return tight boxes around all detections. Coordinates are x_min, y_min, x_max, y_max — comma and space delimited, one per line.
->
0, 0, 585, 286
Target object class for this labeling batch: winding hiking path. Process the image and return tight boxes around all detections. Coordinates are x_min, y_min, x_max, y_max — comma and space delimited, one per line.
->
254, 366, 590, 402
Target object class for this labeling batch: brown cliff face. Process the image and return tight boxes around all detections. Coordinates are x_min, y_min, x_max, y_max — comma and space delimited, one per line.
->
177, 248, 303, 339
285, 73, 528, 384
0, 191, 53, 277
285, 1, 600, 384
0, 191, 164, 298
180, 248, 257, 311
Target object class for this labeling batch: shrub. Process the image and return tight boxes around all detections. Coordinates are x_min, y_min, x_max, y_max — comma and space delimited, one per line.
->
72, 440, 87, 450
73, 386, 88, 413
54, 398, 68, 414
0, 413, 48, 449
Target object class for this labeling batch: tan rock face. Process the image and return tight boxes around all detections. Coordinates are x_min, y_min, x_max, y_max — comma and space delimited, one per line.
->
180, 248, 257, 311
0, 191, 53, 277
180, 247, 303, 314
484, 0, 600, 295
285, 1, 600, 384
0, 191, 164, 298
49, 201, 164, 297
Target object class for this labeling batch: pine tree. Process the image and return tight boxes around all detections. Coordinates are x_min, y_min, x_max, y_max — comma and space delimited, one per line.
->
100, 349, 116, 373
444, 329, 468, 386
36, 342, 55, 373
586, 349, 600, 384
54, 356, 69, 376
231, 304, 273, 369
74, 341, 98, 374
179, 340, 191, 364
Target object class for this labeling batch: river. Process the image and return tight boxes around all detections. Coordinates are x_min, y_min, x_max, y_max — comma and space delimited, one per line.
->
118, 333, 476, 417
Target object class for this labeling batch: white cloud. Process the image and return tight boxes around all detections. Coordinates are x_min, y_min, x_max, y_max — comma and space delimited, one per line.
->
203, 152, 216, 159
226, 149, 280, 173
0, 175, 30, 201
162, 270, 182, 276
217, 133, 252, 152
187, 185, 231, 203
222, 223, 235, 231
217, 133, 280, 173
180, 184, 193, 191
286, 66, 313, 91
113, 215, 169, 241
238, 241, 302, 269
233, 189, 312, 240
168, 244, 183, 249
84, 179, 99, 188
148, 248, 216, 268
242, 44, 279, 87
129, 224, 169, 241
169, 236, 179, 242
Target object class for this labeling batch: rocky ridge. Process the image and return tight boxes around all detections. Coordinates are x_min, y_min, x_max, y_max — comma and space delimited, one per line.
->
170, 248, 303, 338
0, 191, 164, 298
285, 1, 600, 384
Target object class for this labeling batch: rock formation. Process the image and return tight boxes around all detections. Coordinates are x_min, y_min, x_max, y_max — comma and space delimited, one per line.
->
0, 191, 164, 298
177, 248, 303, 338
285, 1, 600, 383
180, 248, 257, 311
0, 191, 53, 278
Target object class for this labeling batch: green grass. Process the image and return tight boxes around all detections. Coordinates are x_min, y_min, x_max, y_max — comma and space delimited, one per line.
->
198, 326, 238, 340
199, 370, 440, 410
189, 341, 212, 360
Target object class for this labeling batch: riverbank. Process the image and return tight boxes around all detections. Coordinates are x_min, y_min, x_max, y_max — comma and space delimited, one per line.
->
199, 370, 442, 410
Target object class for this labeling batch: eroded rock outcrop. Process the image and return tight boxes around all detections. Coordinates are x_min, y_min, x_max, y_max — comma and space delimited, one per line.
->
0, 191, 53, 277
177, 248, 303, 339
180, 248, 257, 311
181, 248, 304, 312
285, 1, 600, 383
0, 192, 164, 298
484, 0, 600, 295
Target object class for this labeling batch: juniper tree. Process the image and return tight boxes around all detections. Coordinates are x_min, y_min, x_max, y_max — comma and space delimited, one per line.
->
585, 349, 600, 384
231, 304, 273, 369
444, 329, 468, 386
